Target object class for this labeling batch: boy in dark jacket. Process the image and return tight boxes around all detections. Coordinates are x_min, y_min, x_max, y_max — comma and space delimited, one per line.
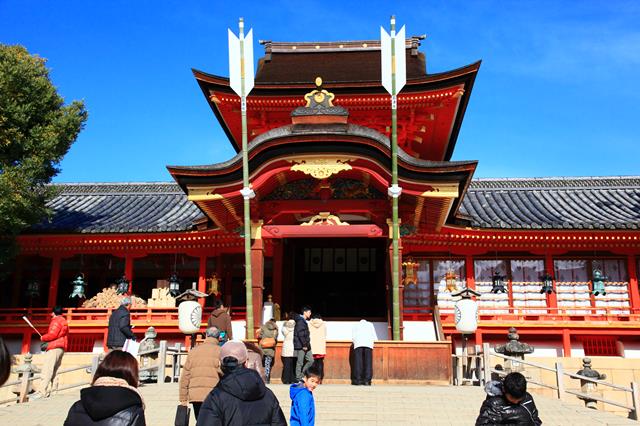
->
294, 306, 313, 382
476, 372, 542, 425
196, 341, 286, 426
290, 363, 321, 426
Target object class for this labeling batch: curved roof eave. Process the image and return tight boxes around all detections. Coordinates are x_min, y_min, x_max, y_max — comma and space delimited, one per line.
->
167, 122, 477, 175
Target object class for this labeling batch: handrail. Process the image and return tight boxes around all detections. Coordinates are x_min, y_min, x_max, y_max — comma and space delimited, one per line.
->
432, 305, 445, 342
484, 343, 640, 421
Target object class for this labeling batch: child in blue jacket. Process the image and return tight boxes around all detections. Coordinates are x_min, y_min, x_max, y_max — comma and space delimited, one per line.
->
290, 363, 322, 426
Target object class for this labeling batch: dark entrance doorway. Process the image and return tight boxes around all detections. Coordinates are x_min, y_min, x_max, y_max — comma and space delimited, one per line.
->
282, 238, 387, 319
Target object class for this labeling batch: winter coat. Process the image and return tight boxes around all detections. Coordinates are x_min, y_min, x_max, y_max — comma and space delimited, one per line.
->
106, 306, 135, 348
352, 320, 376, 349
289, 383, 315, 426
259, 321, 279, 358
293, 315, 310, 351
281, 320, 296, 358
64, 385, 145, 426
41, 315, 69, 352
308, 319, 326, 356
245, 341, 265, 382
179, 337, 223, 403
475, 393, 542, 425
207, 308, 233, 340
196, 366, 286, 426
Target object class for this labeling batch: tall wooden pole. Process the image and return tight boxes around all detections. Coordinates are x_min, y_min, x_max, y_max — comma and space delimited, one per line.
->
390, 16, 400, 340
238, 18, 254, 338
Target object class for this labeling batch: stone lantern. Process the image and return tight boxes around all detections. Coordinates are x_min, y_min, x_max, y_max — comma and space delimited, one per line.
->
494, 327, 534, 373
139, 327, 159, 382
12, 353, 40, 399
576, 357, 606, 409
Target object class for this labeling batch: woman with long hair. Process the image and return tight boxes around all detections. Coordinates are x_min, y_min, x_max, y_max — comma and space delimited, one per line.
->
64, 350, 145, 425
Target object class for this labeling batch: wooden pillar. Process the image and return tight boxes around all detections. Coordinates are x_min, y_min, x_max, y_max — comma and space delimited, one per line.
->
250, 221, 264, 334
545, 253, 558, 313
465, 255, 475, 290
198, 255, 207, 307
21, 331, 32, 354
47, 256, 61, 308
125, 255, 134, 294
627, 255, 639, 311
562, 329, 571, 357
475, 329, 483, 347
271, 240, 283, 306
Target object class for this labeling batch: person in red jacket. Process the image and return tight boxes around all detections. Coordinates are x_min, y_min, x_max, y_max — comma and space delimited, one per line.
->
37, 305, 69, 397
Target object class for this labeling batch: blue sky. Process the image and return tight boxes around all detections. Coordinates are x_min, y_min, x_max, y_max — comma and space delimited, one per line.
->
1, 0, 638, 182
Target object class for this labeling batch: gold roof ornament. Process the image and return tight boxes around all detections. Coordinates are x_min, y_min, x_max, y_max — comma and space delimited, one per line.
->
304, 76, 335, 108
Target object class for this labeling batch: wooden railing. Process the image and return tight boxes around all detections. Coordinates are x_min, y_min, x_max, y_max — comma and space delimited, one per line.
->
483, 343, 640, 421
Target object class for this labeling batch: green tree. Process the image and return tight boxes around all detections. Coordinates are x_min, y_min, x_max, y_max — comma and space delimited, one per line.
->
0, 44, 87, 268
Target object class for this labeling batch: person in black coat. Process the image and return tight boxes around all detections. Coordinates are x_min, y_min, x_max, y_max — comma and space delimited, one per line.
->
107, 298, 136, 350
197, 341, 286, 426
293, 306, 313, 382
476, 372, 542, 425
65, 350, 145, 426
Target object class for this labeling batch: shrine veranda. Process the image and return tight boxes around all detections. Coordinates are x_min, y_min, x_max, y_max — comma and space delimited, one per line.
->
2, 36, 640, 366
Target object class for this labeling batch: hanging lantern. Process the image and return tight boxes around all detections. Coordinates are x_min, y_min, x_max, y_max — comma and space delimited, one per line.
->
169, 273, 181, 297
491, 271, 507, 294
402, 259, 419, 288
453, 288, 481, 334
116, 275, 130, 295
540, 273, 555, 294
591, 268, 608, 296
207, 273, 221, 296
178, 300, 202, 334
69, 273, 87, 299
25, 280, 40, 299
445, 270, 458, 292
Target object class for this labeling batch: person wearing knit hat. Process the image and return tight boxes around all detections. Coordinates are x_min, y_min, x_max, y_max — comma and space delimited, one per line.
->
196, 340, 286, 425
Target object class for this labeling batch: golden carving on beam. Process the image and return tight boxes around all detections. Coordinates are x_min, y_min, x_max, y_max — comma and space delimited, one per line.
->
290, 157, 352, 179
304, 76, 335, 107
301, 212, 349, 226
420, 182, 459, 199
188, 186, 224, 201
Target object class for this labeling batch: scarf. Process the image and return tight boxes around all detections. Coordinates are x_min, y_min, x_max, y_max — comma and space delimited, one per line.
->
93, 376, 146, 409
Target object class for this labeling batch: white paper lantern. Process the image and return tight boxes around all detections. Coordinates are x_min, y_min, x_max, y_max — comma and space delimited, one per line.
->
454, 297, 478, 334
178, 300, 202, 334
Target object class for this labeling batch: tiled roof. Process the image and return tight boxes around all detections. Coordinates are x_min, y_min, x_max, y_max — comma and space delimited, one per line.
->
29, 177, 640, 234
31, 183, 203, 234
460, 177, 640, 230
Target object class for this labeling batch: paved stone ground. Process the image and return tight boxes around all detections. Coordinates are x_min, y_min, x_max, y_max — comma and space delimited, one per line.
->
0, 383, 637, 425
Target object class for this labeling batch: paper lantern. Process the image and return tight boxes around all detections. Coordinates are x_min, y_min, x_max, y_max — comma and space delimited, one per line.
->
178, 300, 202, 334
453, 288, 481, 334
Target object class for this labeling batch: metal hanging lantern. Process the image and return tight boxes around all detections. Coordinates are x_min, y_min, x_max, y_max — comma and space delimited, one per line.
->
540, 273, 555, 295
116, 275, 130, 295
169, 273, 181, 297
25, 280, 41, 299
491, 270, 507, 294
402, 259, 419, 288
69, 273, 87, 299
445, 270, 458, 292
207, 273, 221, 296
591, 267, 608, 296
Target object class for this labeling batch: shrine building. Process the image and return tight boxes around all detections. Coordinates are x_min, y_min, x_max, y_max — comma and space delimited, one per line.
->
2, 36, 640, 362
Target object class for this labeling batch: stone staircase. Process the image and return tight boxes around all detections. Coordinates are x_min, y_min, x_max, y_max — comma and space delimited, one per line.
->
1, 383, 638, 425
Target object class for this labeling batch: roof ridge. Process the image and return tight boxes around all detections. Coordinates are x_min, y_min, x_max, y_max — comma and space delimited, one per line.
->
470, 176, 640, 190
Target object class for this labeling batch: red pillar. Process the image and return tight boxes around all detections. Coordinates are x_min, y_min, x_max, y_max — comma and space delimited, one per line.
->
562, 329, 571, 357
198, 255, 207, 307
627, 255, 639, 312
465, 255, 475, 290
251, 230, 264, 335
475, 330, 483, 347
21, 331, 32, 354
545, 253, 558, 314
47, 256, 61, 308
125, 255, 134, 294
